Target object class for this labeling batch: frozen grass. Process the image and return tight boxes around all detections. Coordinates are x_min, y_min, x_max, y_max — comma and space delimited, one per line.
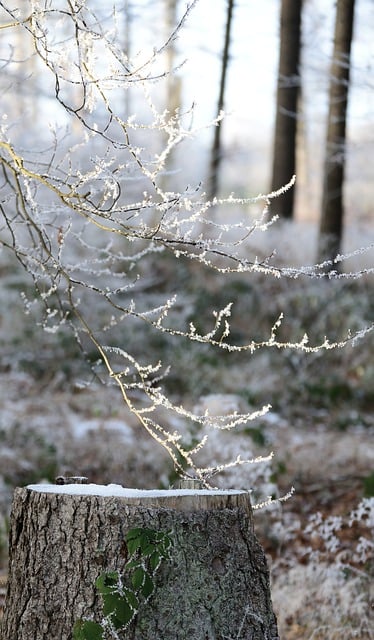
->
271, 497, 374, 639
272, 561, 373, 639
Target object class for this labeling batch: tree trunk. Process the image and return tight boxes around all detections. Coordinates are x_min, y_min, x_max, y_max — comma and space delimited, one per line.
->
158, 0, 182, 193
164, 0, 182, 120
317, 0, 355, 269
123, 0, 132, 118
2, 484, 279, 640
206, 0, 235, 202
270, 0, 303, 218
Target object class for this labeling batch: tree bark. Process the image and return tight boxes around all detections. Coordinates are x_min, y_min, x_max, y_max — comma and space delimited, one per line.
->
317, 0, 355, 269
270, 0, 303, 218
2, 485, 279, 640
206, 0, 235, 202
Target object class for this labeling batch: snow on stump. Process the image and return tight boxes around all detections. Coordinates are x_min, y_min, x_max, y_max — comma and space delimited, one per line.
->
1, 482, 279, 640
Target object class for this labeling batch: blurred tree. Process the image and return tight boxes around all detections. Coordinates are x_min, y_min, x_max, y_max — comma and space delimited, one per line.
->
270, 0, 303, 219
123, 0, 132, 117
164, 0, 182, 119
206, 0, 235, 201
0, 3, 36, 121
317, 0, 356, 269
159, 0, 182, 190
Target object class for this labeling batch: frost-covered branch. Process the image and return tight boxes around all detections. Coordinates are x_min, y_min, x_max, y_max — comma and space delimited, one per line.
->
0, 1, 372, 485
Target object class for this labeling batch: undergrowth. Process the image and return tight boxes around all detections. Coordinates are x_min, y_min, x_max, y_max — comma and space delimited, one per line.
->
271, 498, 374, 639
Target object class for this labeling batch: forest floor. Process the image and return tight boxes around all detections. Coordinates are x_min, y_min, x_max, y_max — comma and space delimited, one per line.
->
0, 369, 373, 639
0, 226, 373, 638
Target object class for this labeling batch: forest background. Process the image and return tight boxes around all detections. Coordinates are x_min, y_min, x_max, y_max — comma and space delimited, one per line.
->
0, 1, 373, 639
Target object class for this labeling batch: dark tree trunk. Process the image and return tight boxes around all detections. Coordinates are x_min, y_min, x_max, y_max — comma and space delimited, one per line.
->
2, 485, 279, 640
206, 0, 235, 202
270, 0, 303, 218
317, 0, 355, 269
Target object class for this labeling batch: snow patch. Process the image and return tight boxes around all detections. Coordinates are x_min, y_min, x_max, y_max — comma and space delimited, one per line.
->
72, 417, 134, 440
27, 483, 248, 497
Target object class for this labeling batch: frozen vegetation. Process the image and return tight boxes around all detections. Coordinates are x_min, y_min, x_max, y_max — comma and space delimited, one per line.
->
1, 234, 373, 638
0, 2, 373, 638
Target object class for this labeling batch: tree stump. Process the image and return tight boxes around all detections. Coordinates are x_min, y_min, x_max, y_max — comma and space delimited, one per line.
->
1, 484, 279, 640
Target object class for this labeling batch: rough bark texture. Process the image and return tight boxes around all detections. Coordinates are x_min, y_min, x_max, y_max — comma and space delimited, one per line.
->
317, 0, 355, 267
270, 0, 302, 218
2, 487, 279, 640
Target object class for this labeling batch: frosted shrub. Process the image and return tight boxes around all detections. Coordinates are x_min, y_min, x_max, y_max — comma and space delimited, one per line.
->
304, 497, 374, 566
272, 497, 374, 639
